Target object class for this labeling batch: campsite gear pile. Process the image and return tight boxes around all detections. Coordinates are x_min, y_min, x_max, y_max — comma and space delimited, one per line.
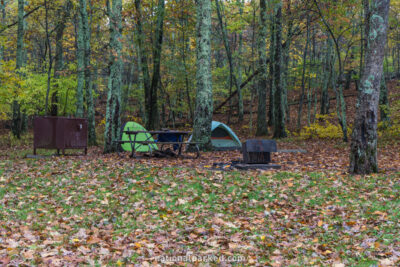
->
118, 123, 200, 158
118, 120, 243, 158
33, 116, 88, 155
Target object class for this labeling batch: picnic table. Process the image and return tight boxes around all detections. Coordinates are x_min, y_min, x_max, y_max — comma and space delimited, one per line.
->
117, 130, 201, 159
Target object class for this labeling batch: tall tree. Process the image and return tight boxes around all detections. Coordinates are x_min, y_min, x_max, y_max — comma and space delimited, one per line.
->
147, 0, 165, 130
104, 0, 122, 153
272, 1, 286, 138
267, 5, 275, 127
256, 0, 268, 136
320, 38, 333, 114
379, 71, 389, 122
192, 0, 213, 150
314, 0, 348, 141
350, 0, 390, 174
44, 0, 53, 115
237, 0, 244, 121
215, 0, 241, 122
11, 0, 25, 138
0, 0, 6, 61
76, 7, 85, 118
134, 0, 165, 130
51, 0, 72, 116
16, 0, 24, 69
297, 15, 310, 130
80, 0, 96, 145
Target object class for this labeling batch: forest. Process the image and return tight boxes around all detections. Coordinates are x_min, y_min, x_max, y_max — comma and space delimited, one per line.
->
0, 0, 400, 265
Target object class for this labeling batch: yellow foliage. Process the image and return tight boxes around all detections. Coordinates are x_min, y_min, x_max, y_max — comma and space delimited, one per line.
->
300, 113, 349, 139
126, 115, 143, 124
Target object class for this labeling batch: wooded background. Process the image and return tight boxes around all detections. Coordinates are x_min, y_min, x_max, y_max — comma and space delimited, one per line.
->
0, 0, 398, 172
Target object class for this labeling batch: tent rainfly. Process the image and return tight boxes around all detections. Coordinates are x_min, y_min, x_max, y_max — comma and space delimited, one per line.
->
120, 121, 158, 152
188, 121, 241, 151
210, 121, 241, 150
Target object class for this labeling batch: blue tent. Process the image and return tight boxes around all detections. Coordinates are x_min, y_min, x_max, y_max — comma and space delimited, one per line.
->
210, 121, 241, 150
188, 121, 241, 151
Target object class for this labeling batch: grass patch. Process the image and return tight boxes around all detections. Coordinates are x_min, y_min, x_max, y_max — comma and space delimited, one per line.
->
0, 156, 399, 266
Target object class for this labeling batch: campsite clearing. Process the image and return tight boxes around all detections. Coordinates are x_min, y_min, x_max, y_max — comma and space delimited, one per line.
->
0, 152, 399, 266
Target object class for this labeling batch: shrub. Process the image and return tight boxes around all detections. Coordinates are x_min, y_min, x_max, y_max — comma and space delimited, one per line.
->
300, 113, 350, 139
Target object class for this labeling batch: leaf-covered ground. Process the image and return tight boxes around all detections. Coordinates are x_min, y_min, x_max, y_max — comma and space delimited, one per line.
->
0, 149, 399, 266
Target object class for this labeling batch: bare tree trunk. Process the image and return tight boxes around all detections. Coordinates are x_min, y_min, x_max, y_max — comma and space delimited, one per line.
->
134, 0, 151, 125
256, 0, 268, 136
0, 0, 6, 61
350, 0, 390, 174
12, 0, 25, 138
379, 71, 389, 123
215, 0, 241, 122
321, 38, 332, 114
314, 0, 348, 141
104, 0, 122, 153
44, 0, 53, 115
147, 0, 165, 130
76, 10, 84, 118
297, 15, 310, 130
237, 0, 244, 121
193, 0, 213, 150
135, 0, 164, 130
51, 0, 71, 116
272, 2, 286, 138
81, 0, 96, 145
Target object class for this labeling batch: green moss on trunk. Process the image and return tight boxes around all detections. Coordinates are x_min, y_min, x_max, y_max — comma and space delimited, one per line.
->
193, 0, 213, 150
104, 0, 122, 153
350, 0, 390, 174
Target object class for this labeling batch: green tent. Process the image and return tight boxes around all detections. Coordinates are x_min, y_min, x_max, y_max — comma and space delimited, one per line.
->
120, 121, 158, 152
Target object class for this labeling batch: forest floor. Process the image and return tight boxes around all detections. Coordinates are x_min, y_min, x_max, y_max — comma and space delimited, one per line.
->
0, 148, 399, 266
0, 81, 400, 266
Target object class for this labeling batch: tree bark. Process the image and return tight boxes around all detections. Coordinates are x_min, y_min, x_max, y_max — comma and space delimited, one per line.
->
76, 10, 85, 118
11, 0, 25, 138
314, 0, 348, 141
350, 0, 390, 174
16, 0, 24, 69
44, 0, 53, 115
147, 0, 165, 130
51, 0, 72, 116
215, 0, 241, 122
379, 71, 389, 122
297, 15, 310, 130
237, 0, 244, 121
256, 0, 268, 136
268, 7, 275, 127
80, 0, 96, 145
134, 0, 151, 123
272, 2, 286, 138
104, 0, 122, 153
320, 38, 332, 114
135, 0, 164, 130
193, 0, 213, 150
0, 0, 6, 61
